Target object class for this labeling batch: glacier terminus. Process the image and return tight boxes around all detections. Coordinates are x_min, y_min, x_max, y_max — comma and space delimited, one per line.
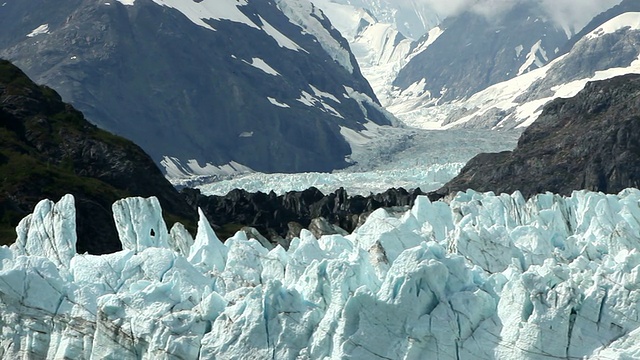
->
3, 190, 640, 359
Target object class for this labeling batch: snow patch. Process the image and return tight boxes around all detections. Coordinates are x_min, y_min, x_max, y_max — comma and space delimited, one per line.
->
26, 24, 49, 37
267, 97, 290, 108
161, 156, 253, 180
515, 44, 524, 57
242, 57, 280, 76
258, 15, 305, 52
148, 0, 258, 32
297, 90, 344, 118
296, 91, 316, 107
310, 84, 340, 103
517, 40, 548, 75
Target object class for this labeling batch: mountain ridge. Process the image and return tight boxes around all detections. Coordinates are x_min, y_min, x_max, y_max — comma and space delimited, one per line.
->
0, 0, 395, 178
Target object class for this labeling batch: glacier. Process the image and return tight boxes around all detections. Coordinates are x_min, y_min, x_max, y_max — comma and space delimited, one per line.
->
3, 189, 640, 358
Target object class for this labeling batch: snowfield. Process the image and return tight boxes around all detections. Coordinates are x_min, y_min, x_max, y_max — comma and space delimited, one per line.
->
4, 189, 640, 358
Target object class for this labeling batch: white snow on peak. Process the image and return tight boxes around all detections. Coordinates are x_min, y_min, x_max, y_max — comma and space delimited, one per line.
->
115, 0, 135, 5
310, 0, 377, 40
312, 0, 440, 40
587, 12, 640, 40
394, 16, 640, 131
242, 57, 280, 76
119, 0, 307, 57
313, 0, 445, 110
148, 0, 258, 32
419, 25, 444, 50
6, 189, 640, 358
355, 24, 442, 110
267, 97, 290, 108
26, 23, 49, 37
276, 0, 356, 73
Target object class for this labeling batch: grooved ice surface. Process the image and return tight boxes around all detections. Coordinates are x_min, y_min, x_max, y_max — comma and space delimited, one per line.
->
3, 191, 640, 358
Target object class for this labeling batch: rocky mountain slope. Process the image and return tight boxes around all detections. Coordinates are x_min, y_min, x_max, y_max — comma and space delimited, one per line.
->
400, 7, 640, 130
0, 59, 195, 253
434, 73, 640, 198
0, 0, 395, 178
393, 2, 569, 104
314, 0, 636, 133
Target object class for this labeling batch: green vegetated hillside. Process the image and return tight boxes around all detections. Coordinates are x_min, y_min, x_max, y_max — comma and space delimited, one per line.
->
0, 59, 195, 254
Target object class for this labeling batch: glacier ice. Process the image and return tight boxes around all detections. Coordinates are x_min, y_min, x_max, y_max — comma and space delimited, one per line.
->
3, 190, 640, 358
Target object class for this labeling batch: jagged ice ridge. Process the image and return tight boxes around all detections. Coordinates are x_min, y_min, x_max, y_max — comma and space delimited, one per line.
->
2, 189, 640, 358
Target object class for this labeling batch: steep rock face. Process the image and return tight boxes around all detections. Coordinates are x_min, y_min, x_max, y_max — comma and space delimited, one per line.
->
0, 59, 195, 253
435, 74, 640, 198
393, 2, 568, 104
183, 186, 426, 245
0, 0, 395, 177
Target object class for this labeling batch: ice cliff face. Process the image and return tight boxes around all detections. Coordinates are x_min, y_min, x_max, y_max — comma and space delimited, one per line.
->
3, 190, 640, 358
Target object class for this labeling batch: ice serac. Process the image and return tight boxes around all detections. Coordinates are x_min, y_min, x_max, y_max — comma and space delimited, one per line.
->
3, 189, 640, 358
112, 196, 169, 253
188, 208, 228, 272
11, 194, 77, 271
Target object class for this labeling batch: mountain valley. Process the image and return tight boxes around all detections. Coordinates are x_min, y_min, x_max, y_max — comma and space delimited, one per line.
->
2, 0, 640, 359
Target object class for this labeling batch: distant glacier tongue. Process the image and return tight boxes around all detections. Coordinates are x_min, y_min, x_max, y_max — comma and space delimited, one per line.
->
2, 190, 640, 358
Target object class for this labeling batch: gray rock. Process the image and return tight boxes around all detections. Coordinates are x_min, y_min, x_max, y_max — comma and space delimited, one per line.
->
434, 74, 640, 198
394, 2, 568, 103
0, 0, 394, 175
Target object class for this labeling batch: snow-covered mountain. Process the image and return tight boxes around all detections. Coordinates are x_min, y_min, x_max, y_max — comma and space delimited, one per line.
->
0, 0, 396, 178
312, 0, 635, 133
393, 2, 569, 105
5, 188, 640, 358
313, 0, 440, 40
418, 9, 640, 130
311, 0, 445, 114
